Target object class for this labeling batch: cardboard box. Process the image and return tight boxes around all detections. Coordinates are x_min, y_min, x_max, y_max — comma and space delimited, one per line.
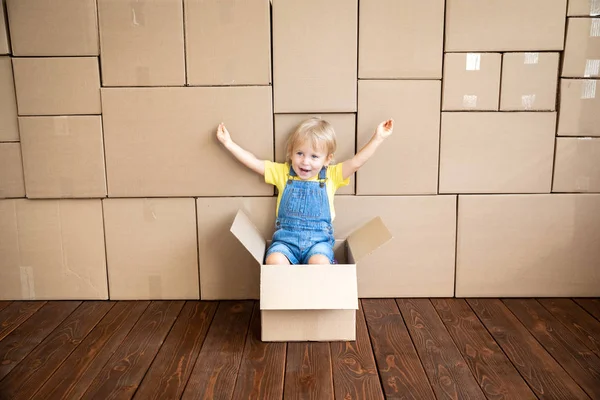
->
553, 137, 600, 192
333, 195, 457, 297
562, 18, 600, 78
273, 0, 357, 112
0, 0, 9, 54
0, 143, 24, 198
445, 0, 567, 51
442, 53, 501, 111
0, 56, 18, 141
19, 116, 107, 198
98, 0, 184, 86
12, 57, 101, 116
568, 0, 600, 16
457, 194, 600, 297
101, 87, 273, 197
500, 52, 559, 111
358, 0, 444, 79
6, 0, 98, 56
231, 210, 392, 341
185, 0, 270, 85
274, 114, 355, 195
440, 113, 556, 194
357, 80, 440, 195
557, 79, 600, 136
103, 198, 199, 300
0, 199, 108, 300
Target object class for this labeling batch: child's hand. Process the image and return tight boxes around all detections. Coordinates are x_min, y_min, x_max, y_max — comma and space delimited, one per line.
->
216, 123, 232, 146
376, 119, 394, 140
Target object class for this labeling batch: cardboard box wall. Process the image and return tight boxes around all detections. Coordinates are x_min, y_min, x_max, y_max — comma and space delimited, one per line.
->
562, 18, 600, 78
0, 0, 9, 54
0, 56, 18, 141
456, 194, 600, 297
557, 79, 600, 136
0, 199, 108, 300
358, 0, 444, 79
0, 143, 24, 198
553, 138, 600, 192
568, 0, 600, 16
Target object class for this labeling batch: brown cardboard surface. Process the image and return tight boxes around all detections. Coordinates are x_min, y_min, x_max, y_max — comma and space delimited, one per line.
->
12, 57, 101, 116
553, 138, 600, 192
445, 0, 567, 51
19, 116, 107, 198
442, 53, 501, 111
440, 113, 556, 194
0, 0, 9, 54
347, 217, 393, 263
0, 143, 24, 198
262, 310, 356, 342
568, 0, 600, 16
0, 57, 18, 141
274, 114, 355, 195
356, 80, 440, 195
562, 18, 600, 78
358, 0, 444, 79
6, 0, 98, 56
103, 198, 199, 300
334, 195, 457, 297
101, 87, 273, 197
0, 199, 108, 300
185, 0, 270, 85
273, 0, 357, 112
500, 52, 560, 111
557, 79, 600, 136
457, 194, 600, 297
98, 0, 184, 86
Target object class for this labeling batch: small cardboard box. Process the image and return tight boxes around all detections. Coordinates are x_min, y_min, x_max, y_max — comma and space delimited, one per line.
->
229, 210, 392, 342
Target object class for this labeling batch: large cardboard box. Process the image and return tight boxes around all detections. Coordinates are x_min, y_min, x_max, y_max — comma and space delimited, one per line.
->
6, 0, 98, 56
101, 87, 273, 197
568, 0, 600, 16
358, 0, 444, 79
0, 199, 108, 300
357, 80, 440, 195
442, 53, 501, 111
12, 57, 101, 116
553, 138, 600, 192
0, 143, 24, 198
562, 18, 600, 78
98, 0, 184, 86
103, 198, 199, 300
0, 0, 9, 54
231, 210, 392, 341
445, 0, 567, 51
19, 116, 107, 198
273, 0, 357, 112
440, 113, 556, 194
185, 0, 270, 85
457, 194, 600, 297
0, 57, 18, 141
500, 52, 559, 111
557, 79, 600, 136
274, 114, 355, 195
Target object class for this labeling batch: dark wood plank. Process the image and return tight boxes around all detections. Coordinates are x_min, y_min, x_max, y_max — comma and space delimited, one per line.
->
81, 301, 184, 400
284, 342, 334, 400
468, 299, 589, 400
331, 303, 384, 400
0, 301, 114, 400
539, 299, 600, 358
505, 299, 600, 399
0, 301, 47, 341
232, 302, 286, 400
182, 300, 253, 400
0, 301, 81, 380
397, 298, 486, 400
0, 302, 11, 313
363, 299, 435, 400
33, 301, 150, 400
574, 299, 600, 322
133, 301, 218, 400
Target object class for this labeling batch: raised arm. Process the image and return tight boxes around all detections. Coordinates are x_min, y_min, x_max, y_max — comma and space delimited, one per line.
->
216, 123, 265, 176
341, 119, 394, 180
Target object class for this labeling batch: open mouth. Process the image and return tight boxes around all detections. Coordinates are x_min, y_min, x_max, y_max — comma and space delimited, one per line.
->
299, 168, 311, 174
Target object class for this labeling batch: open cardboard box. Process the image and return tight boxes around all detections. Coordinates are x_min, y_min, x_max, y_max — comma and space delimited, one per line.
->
230, 210, 392, 342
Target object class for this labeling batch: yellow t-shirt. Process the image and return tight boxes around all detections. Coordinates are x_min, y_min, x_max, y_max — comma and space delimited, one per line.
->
264, 161, 349, 221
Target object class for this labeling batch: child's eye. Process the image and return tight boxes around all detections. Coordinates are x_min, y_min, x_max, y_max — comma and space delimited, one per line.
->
312, 155, 319, 159
296, 152, 303, 156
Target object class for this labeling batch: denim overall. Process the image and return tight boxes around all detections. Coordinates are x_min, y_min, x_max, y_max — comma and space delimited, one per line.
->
265, 165, 335, 264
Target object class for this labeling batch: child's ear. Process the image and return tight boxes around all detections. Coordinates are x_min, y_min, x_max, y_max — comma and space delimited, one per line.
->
325, 154, 334, 165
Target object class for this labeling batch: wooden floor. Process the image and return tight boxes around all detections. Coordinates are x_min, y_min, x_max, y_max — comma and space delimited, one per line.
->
0, 299, 599, 400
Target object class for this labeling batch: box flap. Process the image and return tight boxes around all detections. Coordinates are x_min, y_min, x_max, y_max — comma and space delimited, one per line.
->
347, 217, 393, 262
260, 265, 358, 310
230, 209, 266, 265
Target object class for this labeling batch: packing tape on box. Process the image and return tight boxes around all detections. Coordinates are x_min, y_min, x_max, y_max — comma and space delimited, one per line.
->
581, 80, 597, 99
143, 199, 157, 222
521, 94, 536, 109
584, 60, 600, 77
591, 18, 600, 35
20, 266, 36, 300
53, 116, 71, 136
135, 66, 151, 86
524, 53, 539, 64
465, 53, 481, 70
592, 0, 600, 15
463, 94, 478, 108
149, 275, 162, 298
131, 1, 146, 26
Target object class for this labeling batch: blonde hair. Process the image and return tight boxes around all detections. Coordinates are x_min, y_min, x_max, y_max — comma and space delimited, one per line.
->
285, 117, 337, 163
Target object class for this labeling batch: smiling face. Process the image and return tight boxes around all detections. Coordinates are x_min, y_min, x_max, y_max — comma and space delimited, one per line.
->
290, 141, 333, 180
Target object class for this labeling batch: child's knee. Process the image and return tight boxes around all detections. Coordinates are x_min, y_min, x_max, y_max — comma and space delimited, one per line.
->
307, 254, 331, 265
265, 252, 290, 265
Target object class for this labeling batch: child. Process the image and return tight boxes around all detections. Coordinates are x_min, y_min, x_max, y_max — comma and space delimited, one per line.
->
216, 117, 393, 265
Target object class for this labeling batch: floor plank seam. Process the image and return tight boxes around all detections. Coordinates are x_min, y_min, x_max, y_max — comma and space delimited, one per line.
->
360, 299, 388, 398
